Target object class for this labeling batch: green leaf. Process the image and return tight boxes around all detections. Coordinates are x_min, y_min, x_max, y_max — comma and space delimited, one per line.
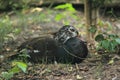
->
9, 66, 20, 73
95, 34, 104, 42
54, 3, 70, 9
54, 3, 75, 12
108, 34, 118, 39
89, 26, 97, 33
13, 61, 27, 73
115, 38, 120, 44
64, 21, 70, 25
55, 14, 64, 21
13, 28, 21, 35
101, 40, 110, 50
98, 19, 104, 27
109, 41, 115, 51
1, 72, 14, 80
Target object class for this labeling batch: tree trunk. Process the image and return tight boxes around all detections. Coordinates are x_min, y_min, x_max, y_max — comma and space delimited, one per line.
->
84, 0, 100, 42
91, 6, 98, 39
84, 0, 92, 42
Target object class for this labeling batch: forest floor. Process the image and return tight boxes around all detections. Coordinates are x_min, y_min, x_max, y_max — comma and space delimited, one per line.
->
0, 7, 120, 80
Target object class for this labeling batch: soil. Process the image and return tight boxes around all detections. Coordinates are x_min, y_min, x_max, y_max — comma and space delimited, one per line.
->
0, 7, 120, 80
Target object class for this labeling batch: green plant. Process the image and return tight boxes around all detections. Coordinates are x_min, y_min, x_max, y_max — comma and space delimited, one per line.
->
54, 3, 76, 12
95, 33, 120, 53
17, 49, 30, 62
92, 0, 112, 8
89, 25, 97, 33
0, 15, 21, 50
0, 61, 27, 80
107, 8, 117, 18
54, 3, 77, 25
0, 16, 13, 49
0, 0, 30, 10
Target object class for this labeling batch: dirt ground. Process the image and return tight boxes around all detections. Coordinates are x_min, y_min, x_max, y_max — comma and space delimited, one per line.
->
0, 57, 120, 80
0, 7, 120, 80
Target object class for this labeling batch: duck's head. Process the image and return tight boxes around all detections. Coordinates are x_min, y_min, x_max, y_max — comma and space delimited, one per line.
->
54, 25, 79, 44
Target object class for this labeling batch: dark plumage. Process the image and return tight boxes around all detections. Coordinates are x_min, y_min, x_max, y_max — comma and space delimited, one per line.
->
53, 25, 88, 63
12, 25, 88, 63
17, 37, 58, 63
56, 37, 88, 63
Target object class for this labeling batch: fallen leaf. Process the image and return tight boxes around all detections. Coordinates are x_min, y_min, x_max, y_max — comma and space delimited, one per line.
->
31, 8, 43, 12
108, 58, 114, 64
76, 75, 83, 80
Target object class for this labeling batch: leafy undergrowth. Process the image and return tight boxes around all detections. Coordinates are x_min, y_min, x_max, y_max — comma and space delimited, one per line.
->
0, 56, 120, 80
0, 5, 120, 80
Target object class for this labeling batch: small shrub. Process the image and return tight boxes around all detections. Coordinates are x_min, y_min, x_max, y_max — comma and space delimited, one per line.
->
54, 3, 77, 25
95, 33, 120, 53
0, 16, 13, 49
0, 61, 27, 80
0, 15, 21, 51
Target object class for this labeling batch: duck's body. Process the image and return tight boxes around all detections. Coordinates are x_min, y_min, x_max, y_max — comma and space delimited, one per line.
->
56, 37, 88, 63
17, 37, 58, 63
14, 25, 88, 63
17, 37, 88, 63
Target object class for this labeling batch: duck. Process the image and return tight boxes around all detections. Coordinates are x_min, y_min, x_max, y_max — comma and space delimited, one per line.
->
13, 25, 88, 63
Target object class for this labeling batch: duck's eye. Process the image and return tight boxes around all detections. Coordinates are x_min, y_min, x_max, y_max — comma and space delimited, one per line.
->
70, 28, 75, 32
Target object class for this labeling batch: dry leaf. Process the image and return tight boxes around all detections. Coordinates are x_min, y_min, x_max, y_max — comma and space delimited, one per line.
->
76, 75, 83, 80
31, 8, 43, 12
